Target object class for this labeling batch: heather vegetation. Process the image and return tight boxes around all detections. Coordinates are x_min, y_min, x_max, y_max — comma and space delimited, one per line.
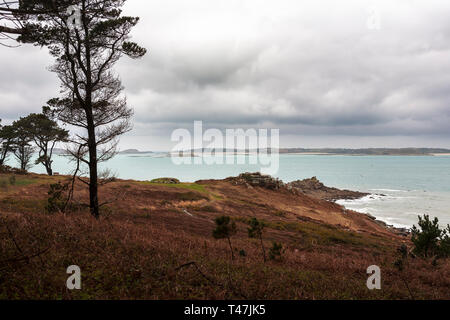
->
0, 172, 449, 300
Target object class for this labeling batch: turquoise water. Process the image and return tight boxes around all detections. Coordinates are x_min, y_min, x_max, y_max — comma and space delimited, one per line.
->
7, 154, 450, 228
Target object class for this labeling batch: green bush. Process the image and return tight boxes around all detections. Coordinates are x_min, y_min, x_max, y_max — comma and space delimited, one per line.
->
0, 179, 8, 191
150, 177, 180, 184
393, 244, 408, 272
46, 182, 68, 213
411, 215, 450, 258
213, 216, 237, 260
269, 242, 284, 261
248, 217, 266, 262
440, 225, 450, 258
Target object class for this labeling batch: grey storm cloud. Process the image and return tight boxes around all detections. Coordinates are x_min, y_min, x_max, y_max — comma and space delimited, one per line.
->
2, 0, 450, 148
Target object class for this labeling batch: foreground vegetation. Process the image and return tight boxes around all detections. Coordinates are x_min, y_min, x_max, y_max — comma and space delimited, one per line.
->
0, 171, 449, 300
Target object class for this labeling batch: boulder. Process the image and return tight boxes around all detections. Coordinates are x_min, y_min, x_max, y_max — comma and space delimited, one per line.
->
226, 172, 285, 190
150, 177, 180, 184
287, 177, 369, 201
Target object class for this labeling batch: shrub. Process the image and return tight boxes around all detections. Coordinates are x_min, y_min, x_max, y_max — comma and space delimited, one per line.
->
440, 225, 450, 258
9, 175, 16, 186
46, 182, 69, 213
393, 244, 415, 299
269, 242, 284, 261
177, 192, 207, 201
151, 177, 180, 184
393, 244, 408, 272
0, 165, 13, 174
248, 217, 266, 262
0, 179, 8, 191
411, 214, 450, 259
213, 216, 237, 260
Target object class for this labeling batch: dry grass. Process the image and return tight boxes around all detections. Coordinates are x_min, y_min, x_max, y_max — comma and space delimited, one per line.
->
0, 173, 449, 300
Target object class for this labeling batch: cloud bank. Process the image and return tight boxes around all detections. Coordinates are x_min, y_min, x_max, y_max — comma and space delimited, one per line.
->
1, 0, 450, 150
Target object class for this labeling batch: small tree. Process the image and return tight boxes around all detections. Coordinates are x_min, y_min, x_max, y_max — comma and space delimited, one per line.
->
411, 215, 442, 258
213, 216, 237, 260
21, 110, 68, 175
248, 217, 266, 262
11, 118, 34, 172
269, 242, 284, 261
0, 123, 15, 166
439, 225, 450, 258
393, 244, 415, 299
46, 182, 69, 213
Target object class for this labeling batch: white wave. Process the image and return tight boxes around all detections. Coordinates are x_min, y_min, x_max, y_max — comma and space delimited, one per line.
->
369, 188, 407, 192
351, 207, 376, 214
336, 194, 389, 206
403, 211, 423, 216
379, 217, 412, 229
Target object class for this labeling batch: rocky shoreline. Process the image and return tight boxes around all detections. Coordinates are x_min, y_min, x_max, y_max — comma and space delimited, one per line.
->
362, 212, 410, 237
287, 177, 370, 201
225, 172, 410, 237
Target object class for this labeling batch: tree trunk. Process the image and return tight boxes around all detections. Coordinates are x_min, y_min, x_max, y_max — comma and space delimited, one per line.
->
260, 235, 267, 263
0, 150, 6, 165
227, 236, 234, 260
83, 2, 99, 219
44, 147, 53, 176
20, 146, 26, 171
86, 111, 99, 219
89, 159, 99, 219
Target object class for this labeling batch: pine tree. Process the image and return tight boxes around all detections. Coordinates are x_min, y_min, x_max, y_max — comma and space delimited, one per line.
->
248, 217, 266, 262
411, 215, 443, 258
213, 216, 237, 260
20, 110, 68, 175
15, 0, 146, 218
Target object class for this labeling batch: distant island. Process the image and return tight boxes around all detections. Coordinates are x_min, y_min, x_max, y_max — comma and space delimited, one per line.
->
172, 147, 450, 156
52, 147, 450, 157
278, 148, 450, 156
52, 148, 155, 155
119, 149, 154, 154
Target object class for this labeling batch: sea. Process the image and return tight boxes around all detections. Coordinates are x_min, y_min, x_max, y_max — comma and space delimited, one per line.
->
7, 153, 450, 229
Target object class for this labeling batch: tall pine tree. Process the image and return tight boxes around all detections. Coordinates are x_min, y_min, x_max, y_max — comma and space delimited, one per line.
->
18, 0, 146, 218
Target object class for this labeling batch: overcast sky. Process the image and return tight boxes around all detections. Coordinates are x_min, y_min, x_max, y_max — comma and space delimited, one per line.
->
1, 0, 450, 150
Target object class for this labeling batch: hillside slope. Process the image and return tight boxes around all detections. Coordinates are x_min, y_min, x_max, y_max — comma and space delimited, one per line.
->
0, 172, 448, 299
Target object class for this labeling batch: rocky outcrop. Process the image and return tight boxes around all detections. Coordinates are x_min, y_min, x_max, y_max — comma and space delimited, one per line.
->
371, 219, 410, 237
226, 172, 286, 191
224, 173, 408, 237
150, 177, 180, 184
287, 177, 369, 201
225, 173, 369, 201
